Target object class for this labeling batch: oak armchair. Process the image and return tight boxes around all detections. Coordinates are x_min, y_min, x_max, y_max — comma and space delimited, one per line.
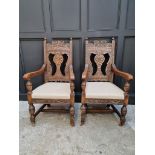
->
81, 38, 133, 126
23, 38, 75, 126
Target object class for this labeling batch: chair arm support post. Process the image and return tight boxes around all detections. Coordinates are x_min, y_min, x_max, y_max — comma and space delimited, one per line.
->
26, 80, 33, 104
111, 64, 133, 106
23, 64, 46, 81
124, 81, 130, 105
23, 64, 46, 110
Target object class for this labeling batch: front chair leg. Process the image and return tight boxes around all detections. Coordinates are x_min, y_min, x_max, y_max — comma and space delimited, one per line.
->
29, 104, 35, 123
81, 104, 86, 126
70, 106, 75, 126
26, 80, 35, 123
119, 105, 127, 126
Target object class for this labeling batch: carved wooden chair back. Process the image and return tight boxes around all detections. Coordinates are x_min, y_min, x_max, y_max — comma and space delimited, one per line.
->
85, 38, 116, 82
44, 38, 73, 82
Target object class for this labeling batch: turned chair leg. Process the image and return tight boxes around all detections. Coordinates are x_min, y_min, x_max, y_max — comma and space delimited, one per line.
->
29, 104, 35, 123
119, 105, 127, 126
70, 106, 75, 126
81, 104, 86, 125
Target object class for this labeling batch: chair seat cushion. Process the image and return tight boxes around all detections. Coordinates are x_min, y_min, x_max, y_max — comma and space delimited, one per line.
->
32, 82, 70, 99
86, 82, 124, 100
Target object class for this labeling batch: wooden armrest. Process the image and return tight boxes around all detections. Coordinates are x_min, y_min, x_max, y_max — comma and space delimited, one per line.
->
82, 64, 89, 81
111, 64, 133, 81
23, 64, 46, 80
69, 65, 75, 81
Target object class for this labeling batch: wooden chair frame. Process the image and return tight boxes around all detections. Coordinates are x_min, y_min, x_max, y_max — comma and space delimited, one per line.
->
23, 38, 75, 126
81, 38, 133, 126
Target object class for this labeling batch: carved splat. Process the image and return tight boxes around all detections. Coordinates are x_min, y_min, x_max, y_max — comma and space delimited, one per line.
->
48, 53, 68, 76
44, 39, 72, 82
53, 53, 63, 77
94, 53, 105, 77
85, 39, 115, 81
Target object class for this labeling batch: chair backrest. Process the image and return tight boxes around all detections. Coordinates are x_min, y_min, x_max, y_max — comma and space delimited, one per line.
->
85, 38, 116, 82
44, 38, 72, 82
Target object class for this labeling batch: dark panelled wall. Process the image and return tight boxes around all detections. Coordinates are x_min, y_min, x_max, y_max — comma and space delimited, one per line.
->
19, 0, 135, 104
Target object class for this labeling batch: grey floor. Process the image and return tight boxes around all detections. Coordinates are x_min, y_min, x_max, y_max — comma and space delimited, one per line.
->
19, 101, 135, 155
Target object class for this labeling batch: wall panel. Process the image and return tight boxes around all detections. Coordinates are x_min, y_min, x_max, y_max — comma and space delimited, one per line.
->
88, 0, 120, 30
19, 0, 45, 32
50, 0, 81, 31
126, 0, 135, 29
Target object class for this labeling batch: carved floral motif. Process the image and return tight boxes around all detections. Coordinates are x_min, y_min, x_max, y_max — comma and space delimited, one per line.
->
47, 41, 70, 52
94, 54, 105, 67
53, 53, 63, 65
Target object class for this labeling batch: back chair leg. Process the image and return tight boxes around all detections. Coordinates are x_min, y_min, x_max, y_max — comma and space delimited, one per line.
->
29, 103, 35, 123
81, 104, 86, 125
70, 106, 75, 126
119, 105, 127, 126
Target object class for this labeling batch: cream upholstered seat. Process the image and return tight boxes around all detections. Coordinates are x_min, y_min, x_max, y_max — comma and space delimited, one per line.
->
32, 82, 70, 99
86, 82, 124, 100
